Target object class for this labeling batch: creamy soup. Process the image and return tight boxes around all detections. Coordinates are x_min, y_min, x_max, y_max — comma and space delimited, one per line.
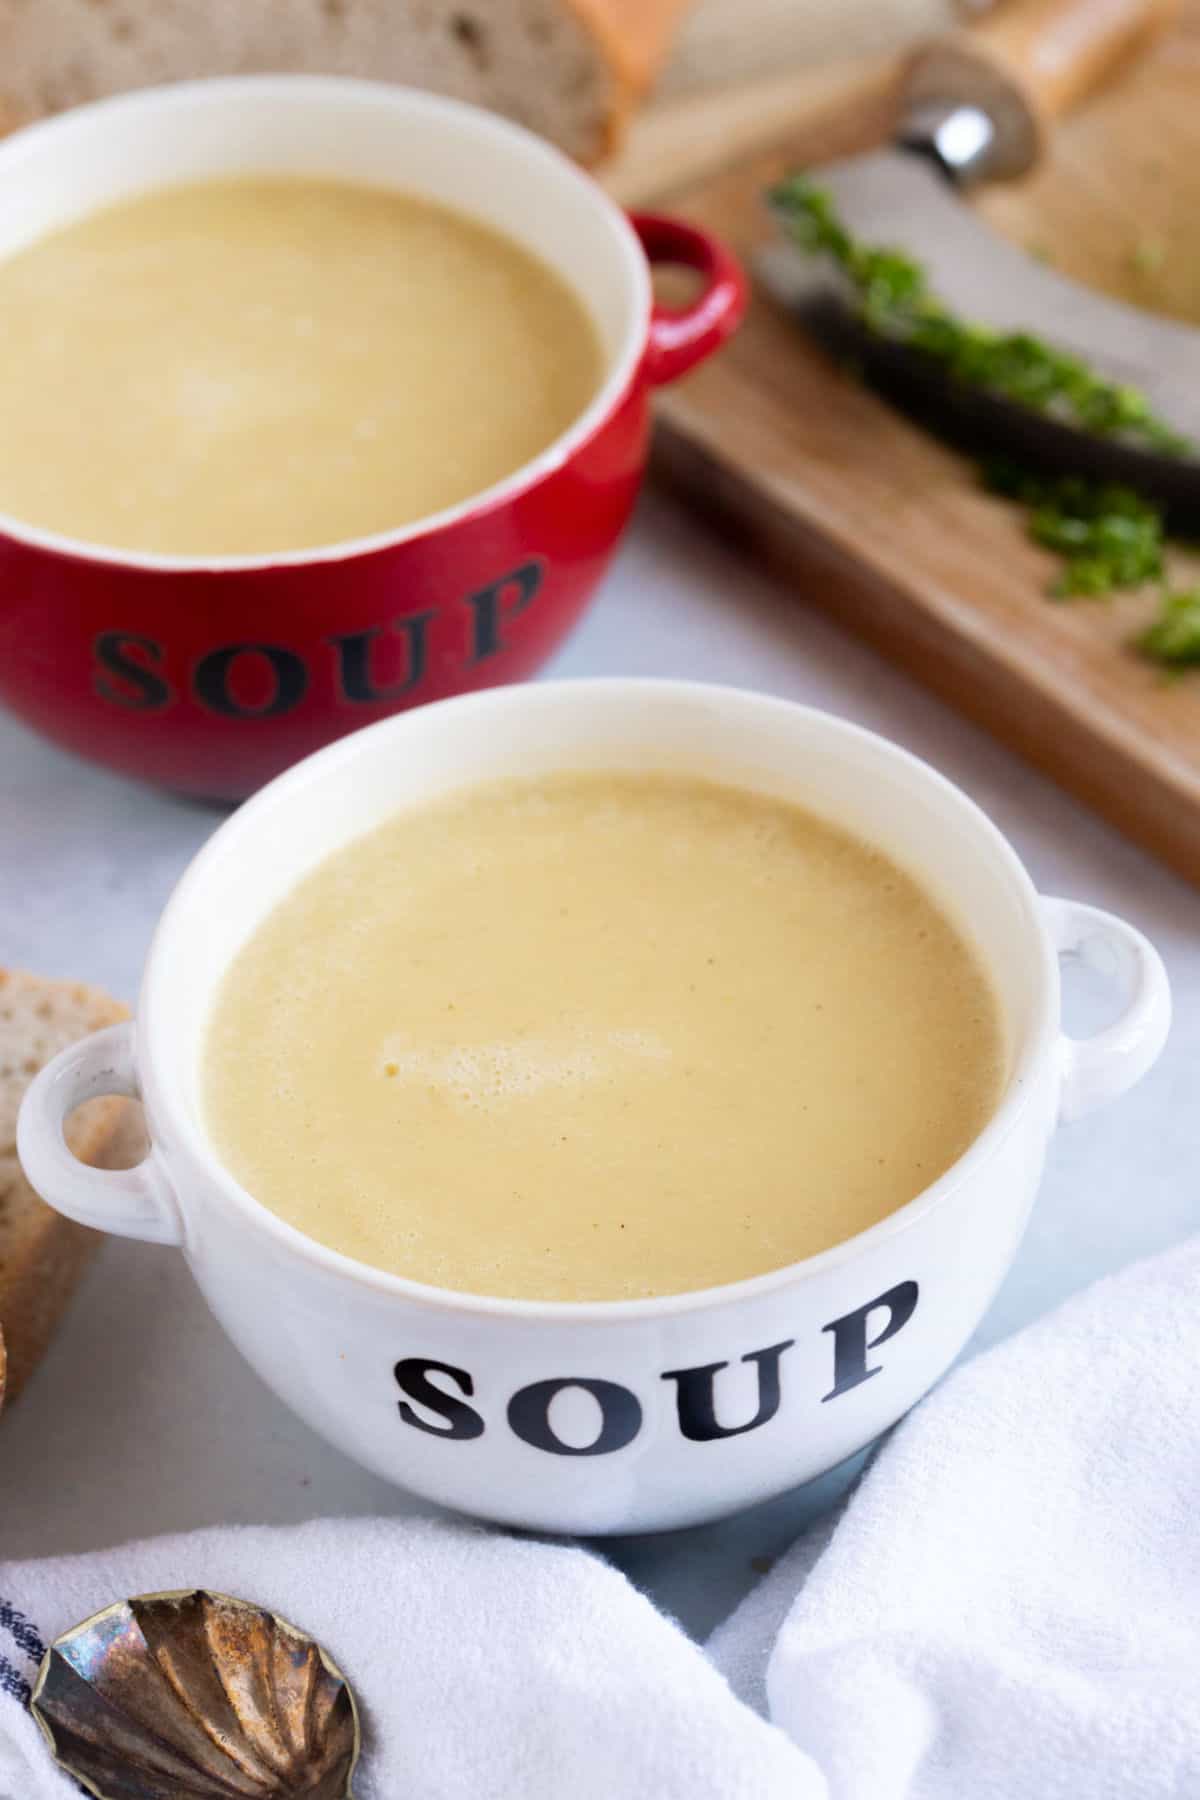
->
204, 773, 1005, 1301
0, 177, 603, 556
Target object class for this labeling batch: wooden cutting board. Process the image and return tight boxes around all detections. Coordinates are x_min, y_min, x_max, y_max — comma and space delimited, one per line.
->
608, 14, 1200, 887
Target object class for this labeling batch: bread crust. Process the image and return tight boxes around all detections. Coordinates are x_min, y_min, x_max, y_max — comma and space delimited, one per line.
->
567, 0, 696, 155
0, 970, 132, 1408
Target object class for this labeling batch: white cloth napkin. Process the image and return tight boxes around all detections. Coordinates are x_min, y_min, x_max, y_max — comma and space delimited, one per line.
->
4, 1236, 1200, 1799
710, 1233, 1200, 1797
0, 1518, 811, 1799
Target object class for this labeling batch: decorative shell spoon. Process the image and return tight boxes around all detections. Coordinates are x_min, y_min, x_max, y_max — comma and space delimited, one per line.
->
30, 1589, 360, 1799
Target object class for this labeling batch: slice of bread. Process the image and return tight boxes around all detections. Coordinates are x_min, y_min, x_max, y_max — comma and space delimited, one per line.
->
0, 0, 693, 163
0, 970, 134, 1409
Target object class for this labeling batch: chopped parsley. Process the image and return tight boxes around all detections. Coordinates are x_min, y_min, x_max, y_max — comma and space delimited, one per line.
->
983, 463, 1165, 596
1139, 588, 1200, 665
770, 173, 1198, 667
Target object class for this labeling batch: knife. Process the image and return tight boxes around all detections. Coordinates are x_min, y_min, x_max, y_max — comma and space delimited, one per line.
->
755, 0, 1200, 510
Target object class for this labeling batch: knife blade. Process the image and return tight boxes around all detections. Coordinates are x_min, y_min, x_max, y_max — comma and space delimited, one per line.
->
757, 0, 1200, 507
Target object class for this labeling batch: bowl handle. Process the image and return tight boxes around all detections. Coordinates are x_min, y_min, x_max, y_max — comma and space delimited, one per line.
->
1042, 897, 1171, 1123
16, 1021, 182, 1245
632, 213, 748, 387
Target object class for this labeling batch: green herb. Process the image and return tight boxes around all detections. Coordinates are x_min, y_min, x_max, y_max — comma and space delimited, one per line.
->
770, 174, 1188, 456
1139, 588, 1200, 665
771, 172, 1196, 668
983, 464, 1164, 596
1130, 237, 1166, 277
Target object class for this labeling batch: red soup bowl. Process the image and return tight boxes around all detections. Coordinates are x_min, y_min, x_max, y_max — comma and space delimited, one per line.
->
0, 77, 745, 800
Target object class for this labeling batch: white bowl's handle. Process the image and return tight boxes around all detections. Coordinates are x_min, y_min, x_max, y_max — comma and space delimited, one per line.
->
1043, 897, 1171, 1123
16, 1021, 182, 1245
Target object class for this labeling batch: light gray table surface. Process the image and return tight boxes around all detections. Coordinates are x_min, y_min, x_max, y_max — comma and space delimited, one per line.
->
1, 491, 1196, 1641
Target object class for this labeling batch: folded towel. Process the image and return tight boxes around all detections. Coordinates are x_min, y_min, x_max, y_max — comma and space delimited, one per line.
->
711, 1234, 1200, 1798
5, 1237, 1198, 1799
0, 1517, 812, 1798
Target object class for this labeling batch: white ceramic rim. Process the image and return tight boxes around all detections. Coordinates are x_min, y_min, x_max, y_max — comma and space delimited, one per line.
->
0, 75, 651, 575
139, 678, 1061, 1323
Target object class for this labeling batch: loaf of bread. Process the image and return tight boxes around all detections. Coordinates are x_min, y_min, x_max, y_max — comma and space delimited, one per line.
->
0, 970, 133, 1408
0, 0, 693, 162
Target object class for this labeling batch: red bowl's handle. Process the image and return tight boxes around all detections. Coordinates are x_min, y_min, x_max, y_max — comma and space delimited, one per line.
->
632, 212, 748, 388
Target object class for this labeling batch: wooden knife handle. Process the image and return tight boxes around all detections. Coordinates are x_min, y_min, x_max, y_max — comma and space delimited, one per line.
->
903, 0, 1179, 180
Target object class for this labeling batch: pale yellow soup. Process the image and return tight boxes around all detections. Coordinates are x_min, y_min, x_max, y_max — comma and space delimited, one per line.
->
204, 773, 1006, 1303
0, 177, 603, 556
